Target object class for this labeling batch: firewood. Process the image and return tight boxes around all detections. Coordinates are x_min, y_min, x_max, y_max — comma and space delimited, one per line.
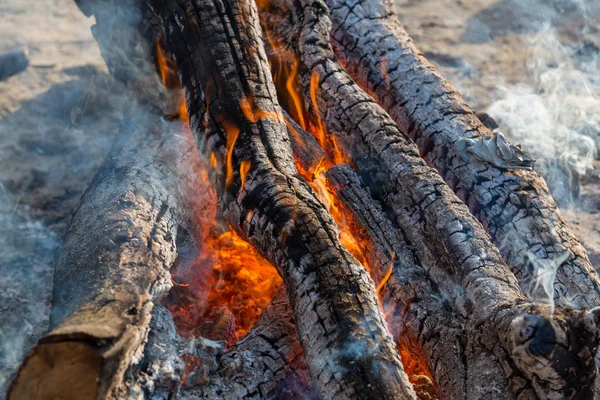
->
149, 0, 417, 397
258, 0, 600, 397
8, 113, 216, 399
118, 288, 313, 399
325, 0, 600, 310
325, 165, 456, 399
180, 287, 314, 399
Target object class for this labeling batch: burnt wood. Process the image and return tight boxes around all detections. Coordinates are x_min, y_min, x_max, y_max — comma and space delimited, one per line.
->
325, 0, 600, 310
258, 0, 600, 397
149, 0, 416, 398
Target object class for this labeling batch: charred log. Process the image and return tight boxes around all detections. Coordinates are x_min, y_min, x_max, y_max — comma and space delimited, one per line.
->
118, 287, 314, 399
180, 287, 314, 399
325, 164, 456, 399
150, 0, 416, 398
325, 0, 600, 310
259, 0, 600, 397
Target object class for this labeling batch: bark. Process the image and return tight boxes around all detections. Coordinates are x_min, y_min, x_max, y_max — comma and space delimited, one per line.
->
325, 0, 600, 310
259, 0, 600, 397
325, 164, 457, 399
150, 0, 416, 398
8, 113, 215, 400
180, 287, 315, 399
117, 288, 314, 400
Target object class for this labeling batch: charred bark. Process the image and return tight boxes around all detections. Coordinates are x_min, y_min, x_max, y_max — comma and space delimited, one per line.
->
325, 0, 600, 310
259, 0, 600, 397
8, 113, 215, 400
150, 0, 416, 398
180, 287, 314, 399
325, 164, 457, 399
117, 287, 314, 400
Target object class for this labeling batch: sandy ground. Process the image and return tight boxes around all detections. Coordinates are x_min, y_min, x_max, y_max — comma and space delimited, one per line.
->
0, 0, 598, 397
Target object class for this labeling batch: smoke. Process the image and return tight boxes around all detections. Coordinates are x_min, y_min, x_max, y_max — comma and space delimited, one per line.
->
0, 185, 58, 395
485, 0, 600, 204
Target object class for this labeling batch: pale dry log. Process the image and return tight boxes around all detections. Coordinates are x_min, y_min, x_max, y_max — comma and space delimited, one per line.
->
8, 113, 215, 400
260, 1, 600, 397
325, 0, 600, 309
150, 0, 416, 398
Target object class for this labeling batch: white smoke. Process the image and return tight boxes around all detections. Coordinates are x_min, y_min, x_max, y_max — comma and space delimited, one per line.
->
486, 1, 600, 204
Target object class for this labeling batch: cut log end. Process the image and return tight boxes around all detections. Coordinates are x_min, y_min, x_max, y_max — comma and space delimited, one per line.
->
10, 341, 102, 400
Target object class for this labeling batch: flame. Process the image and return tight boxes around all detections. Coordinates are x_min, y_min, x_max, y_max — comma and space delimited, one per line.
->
240, 96, 282, 124
166, 227, 281, 340
179, 96, 189, 123
286, 60, 306, 129
240, 160, 251, 188
311, 174, 371, 271
223, 120, 240, 188
376, 261, 394, 296
181, 354, 200, 385
153, 43, 280, 344
310, 73, 326, 149
155, 41, 189, 122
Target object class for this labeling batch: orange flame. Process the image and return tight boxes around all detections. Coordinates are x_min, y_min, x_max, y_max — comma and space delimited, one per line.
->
240, 160, 251, 188
167, 227, 281, 340
155, 41, 189, 122
222, 120, 240, 188
376, 261, 394, 296
156, 42, 169, 85
286, 60, 306, 129
310, 73, 326, 149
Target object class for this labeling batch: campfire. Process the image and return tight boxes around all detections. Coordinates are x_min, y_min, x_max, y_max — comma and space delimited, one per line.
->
6, 0, 600, 399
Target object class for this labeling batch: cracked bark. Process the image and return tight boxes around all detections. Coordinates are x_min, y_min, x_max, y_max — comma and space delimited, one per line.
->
149, 0, 416, 398
8, 112, 216, 400
325, 164, 455, 400
325, 0, 600, 310
259, 0, 600, 397
117, 287, 314, 399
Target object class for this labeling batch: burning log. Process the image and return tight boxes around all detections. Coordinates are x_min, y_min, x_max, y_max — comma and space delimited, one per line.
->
259, 0, 600, 397
8, 113, 216, 399
179, 287, 313, 399
325, 0, 600, 310
119, 288, 313, 399
324, 165, 455, 399
149, 0, 416, 398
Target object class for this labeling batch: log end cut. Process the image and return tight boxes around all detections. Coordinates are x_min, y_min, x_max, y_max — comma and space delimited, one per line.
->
9, 341, 102, 400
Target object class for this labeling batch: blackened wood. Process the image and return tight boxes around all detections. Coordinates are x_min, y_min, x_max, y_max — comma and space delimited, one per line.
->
326, 0, 600, 310
181, 288, 315, 399
118, 288, 314, 399
259, 0, 600, 397
150, 0, 416, 398
325, 164, 457, 400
